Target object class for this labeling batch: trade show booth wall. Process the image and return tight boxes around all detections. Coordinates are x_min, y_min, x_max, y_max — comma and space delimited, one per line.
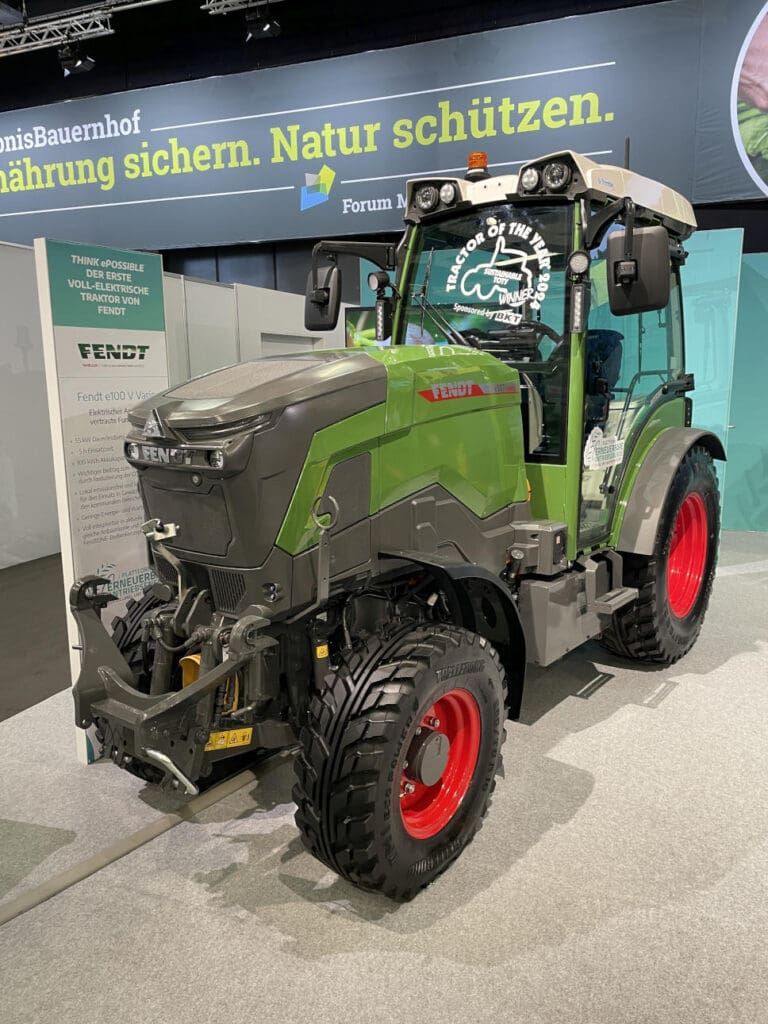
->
0, 239, 347, 570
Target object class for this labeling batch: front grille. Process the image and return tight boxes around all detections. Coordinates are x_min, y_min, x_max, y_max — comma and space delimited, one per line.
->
209, 568, 246, 614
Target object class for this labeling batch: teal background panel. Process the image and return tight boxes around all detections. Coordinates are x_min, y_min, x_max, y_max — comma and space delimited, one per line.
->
721, 253, 768, 532
681, 229, 743, 466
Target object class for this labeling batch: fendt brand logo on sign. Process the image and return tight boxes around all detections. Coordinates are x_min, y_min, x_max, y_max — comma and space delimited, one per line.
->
77, 342, 150, 362
418, 381, 519, 402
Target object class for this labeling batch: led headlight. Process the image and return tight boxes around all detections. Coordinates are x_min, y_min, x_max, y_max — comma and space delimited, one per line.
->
415, 185, 439, 212
208, 449, 225, 470
520, 167, 540, 192
439, 182, 456, 205
568, 250, 590, 275
127, 442, 140, 460
542, 161, 571, 191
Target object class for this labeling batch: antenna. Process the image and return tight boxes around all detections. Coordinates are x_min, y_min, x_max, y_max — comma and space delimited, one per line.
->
624, 137, 631, 170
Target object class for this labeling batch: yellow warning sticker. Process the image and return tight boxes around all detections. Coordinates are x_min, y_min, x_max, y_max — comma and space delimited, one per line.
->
205, 727, 253, 752
315, 643, 329, 659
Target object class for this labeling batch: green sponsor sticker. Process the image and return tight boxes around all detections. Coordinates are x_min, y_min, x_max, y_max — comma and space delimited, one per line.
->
46, 239, 165, 331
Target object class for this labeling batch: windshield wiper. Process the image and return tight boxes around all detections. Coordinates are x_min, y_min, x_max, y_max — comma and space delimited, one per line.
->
419, 248, 434, 338
413, 250, 471, 347
415, 292, 472, 347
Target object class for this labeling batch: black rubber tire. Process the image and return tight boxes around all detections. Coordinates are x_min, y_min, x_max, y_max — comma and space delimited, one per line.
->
110, 583, 175, 691
601, 445, 720, 664
292, 624, 507, 900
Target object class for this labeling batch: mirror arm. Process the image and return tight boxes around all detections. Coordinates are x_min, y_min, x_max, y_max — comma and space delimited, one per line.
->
584, 197, 625, 251
309, 240, 397, 308
312, 240, 396, 272
623, 200, 636, 258
584, 196, 646, 252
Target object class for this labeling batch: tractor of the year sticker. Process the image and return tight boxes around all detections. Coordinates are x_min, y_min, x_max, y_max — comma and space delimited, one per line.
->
445, 220, 552, 318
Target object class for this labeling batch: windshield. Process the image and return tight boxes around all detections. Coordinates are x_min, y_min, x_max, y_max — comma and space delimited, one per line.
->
398, 202, 573, 461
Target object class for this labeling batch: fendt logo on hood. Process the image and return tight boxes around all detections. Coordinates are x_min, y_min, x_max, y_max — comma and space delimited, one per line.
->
418, 381, 519, 402
77, 342, 150, 361
142, 410, 164, 438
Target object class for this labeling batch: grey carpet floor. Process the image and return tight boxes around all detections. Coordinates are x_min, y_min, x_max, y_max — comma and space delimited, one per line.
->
0, 532, 767, 1024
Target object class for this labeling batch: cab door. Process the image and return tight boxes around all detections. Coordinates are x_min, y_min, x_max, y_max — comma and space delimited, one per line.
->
579, 227, 686, 548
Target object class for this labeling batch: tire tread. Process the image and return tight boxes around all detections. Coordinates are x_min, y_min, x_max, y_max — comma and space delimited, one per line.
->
293, 624, 506, 899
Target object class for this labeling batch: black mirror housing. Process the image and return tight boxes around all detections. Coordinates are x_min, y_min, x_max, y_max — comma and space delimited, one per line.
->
304, 264, 341, 331
606, 225, 670, 315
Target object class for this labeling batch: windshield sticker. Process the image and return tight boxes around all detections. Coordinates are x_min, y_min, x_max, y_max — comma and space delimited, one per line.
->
418, 381, 519, 402
583, 427, 625, 470
445, 220, 553, 324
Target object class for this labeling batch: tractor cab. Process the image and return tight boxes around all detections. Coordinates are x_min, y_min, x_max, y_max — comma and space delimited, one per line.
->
306, 149, 696, 557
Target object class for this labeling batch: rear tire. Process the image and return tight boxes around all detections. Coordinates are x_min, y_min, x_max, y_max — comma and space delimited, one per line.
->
292, 624, 506, 900
601, 445, 720, 664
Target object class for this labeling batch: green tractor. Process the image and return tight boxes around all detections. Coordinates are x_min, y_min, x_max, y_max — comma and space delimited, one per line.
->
71, 149, 723, 900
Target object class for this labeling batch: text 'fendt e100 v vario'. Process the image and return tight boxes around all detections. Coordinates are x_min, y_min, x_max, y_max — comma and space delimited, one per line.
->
71, 149, 723, 900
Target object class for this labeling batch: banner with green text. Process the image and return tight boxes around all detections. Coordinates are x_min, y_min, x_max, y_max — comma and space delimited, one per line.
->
1, 0, 767, 248
35, 238, 167, 763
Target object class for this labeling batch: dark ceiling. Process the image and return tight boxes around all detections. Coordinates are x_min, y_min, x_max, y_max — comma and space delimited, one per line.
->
0, 0, 662, 112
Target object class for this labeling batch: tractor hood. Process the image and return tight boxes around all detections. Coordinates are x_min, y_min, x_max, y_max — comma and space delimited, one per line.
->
127, 349, 387, 435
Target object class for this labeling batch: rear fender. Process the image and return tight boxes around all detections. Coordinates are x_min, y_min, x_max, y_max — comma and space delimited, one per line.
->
379, 550, 526, 719
616, 428, 726, 557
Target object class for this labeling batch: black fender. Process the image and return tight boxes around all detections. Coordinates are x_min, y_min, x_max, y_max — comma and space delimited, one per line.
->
617, 427, 726, 557
379, 549, 526, 720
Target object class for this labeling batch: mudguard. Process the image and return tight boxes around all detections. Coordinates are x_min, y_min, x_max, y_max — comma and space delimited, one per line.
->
617, 427, 726, 557
379, 549, 526, 718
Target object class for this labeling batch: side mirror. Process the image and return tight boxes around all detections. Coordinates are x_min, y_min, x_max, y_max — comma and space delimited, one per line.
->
305, 264, 341, 331
606, 225, 670, 315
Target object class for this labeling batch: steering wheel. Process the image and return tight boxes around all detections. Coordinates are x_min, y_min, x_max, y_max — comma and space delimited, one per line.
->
463, 319, 563, 351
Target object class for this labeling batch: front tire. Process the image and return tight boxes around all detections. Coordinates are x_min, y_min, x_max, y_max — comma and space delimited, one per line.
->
292, 625, 506, 900
602, 445, 720, 664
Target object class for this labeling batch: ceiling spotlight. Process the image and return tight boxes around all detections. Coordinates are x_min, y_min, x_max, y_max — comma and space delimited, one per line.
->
0, 2, 23, 28
245, 9, 281, 40
58, 43, 95, 77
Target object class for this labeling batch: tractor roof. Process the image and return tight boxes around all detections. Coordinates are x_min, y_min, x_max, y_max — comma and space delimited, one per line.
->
405, 150, 696, 239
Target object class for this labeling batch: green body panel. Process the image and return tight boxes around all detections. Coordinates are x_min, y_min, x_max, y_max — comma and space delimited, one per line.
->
276, 404, 387, 555
526, 462, 568, 522
607, 398, 686, 549
276, 344, 528, 556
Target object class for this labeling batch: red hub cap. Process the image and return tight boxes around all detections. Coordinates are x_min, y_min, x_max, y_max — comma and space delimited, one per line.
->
399, 688, 481, 840
666, 491, 708, 619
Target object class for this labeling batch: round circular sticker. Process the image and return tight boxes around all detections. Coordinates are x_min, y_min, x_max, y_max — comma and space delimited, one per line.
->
732, 1, 768, 197
444, 217, 552, 325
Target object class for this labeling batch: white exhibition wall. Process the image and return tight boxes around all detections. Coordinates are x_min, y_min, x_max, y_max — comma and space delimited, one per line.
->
0, 242, 59, 569
0, 241, 347, 570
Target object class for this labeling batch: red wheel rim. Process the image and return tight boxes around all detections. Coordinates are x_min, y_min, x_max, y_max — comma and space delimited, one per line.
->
666, 491, 708, 619
399, 688, 481, 840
